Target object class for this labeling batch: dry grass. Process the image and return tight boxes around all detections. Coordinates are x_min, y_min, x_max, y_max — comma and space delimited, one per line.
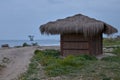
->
40, 14, 118, 36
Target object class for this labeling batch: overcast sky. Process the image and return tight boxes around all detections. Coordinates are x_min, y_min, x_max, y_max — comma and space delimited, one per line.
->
0, 0, 119, 40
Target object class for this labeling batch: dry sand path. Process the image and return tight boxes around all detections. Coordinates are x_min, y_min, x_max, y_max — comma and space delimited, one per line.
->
0, 47, 37, 80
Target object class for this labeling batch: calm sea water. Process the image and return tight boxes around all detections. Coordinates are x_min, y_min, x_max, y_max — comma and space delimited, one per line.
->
0, 40, 60, 47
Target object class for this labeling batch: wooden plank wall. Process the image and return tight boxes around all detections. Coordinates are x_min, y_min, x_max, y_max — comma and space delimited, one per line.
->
89, 34, 102, 55
61, 34, 89, 56
61, 34, 103, 56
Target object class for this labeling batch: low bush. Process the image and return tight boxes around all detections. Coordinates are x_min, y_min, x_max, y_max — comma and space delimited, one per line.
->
59, 55, 84, 67
102, 77, 111, 80
113, 47, 120, 56
46, 55, 97, 76
45, 56, 84, 77
103, 38, 120, 46
32, 42, 38, 46
101, 56, 120, 62
0, 64, 5, 70
42, 49, 60, 58
45, 63, 68, 76
33, 50, 98, 77
78, 54, 97, 60
22, 43, 30, 47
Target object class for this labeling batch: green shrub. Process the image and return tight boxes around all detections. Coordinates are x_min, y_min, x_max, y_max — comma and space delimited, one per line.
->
33, 51, 98, 77
30, 78, 39, 80
23, 43, 30, 47
34, 50, 42, 54
78, 54, 97, 60
113, 47, 120, 56
59, 55, 84, 67
44, 55, 88, 77
103, 38, 120, 46
113, 76, 120, 80
45, 55, 97, 77
102, 78, 111, 80
0, 64, 5, 70
45, 61, 80, 77
27, 62, 38, 75
42, 49, 60, 58
34, 50, 44, 62
101, 56, 120, 62
32, 42, 38, 46
34, 50, 58, 66
45, 63, 67, 76
40, 56, 57, 66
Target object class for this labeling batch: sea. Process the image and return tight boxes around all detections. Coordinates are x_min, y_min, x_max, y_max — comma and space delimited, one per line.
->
0, 40, 60, 47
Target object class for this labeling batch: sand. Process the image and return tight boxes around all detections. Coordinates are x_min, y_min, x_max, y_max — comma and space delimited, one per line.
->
0, 46, 37, 80
0, 46, 60, 80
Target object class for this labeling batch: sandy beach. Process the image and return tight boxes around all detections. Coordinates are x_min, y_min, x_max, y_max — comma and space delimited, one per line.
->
0, 46, 60, 80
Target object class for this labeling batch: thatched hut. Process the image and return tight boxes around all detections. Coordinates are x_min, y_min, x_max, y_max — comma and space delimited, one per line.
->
40, 14, 118, 56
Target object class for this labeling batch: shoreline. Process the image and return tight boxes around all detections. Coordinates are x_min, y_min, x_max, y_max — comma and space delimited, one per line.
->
0, 40, 60, 48
0, 45, 60, 50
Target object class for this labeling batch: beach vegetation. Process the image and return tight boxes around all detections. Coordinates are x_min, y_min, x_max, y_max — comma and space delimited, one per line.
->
22, 43, 30, 47
42, 49, 60, 58
102, 46, 120, 63
0, 64, 6, 71
19, 42, 120, 80
103, 38, 120, 47
32, 42, 38, 46
112, 47, 120, 56
0, 57, 9, 71
101, 56, 120, 62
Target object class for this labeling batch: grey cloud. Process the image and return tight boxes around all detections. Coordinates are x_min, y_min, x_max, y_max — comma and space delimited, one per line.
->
0, 0, 119, 40
47, 0, 65, 4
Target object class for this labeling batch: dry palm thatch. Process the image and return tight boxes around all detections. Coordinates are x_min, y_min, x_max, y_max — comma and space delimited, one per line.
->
40, 14, 118, 36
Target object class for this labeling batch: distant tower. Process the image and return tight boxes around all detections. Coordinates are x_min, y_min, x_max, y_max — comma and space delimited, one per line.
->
28, 35, 34, 41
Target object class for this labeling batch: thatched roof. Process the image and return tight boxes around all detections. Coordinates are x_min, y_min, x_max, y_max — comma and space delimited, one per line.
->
40, 14, 118, 36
